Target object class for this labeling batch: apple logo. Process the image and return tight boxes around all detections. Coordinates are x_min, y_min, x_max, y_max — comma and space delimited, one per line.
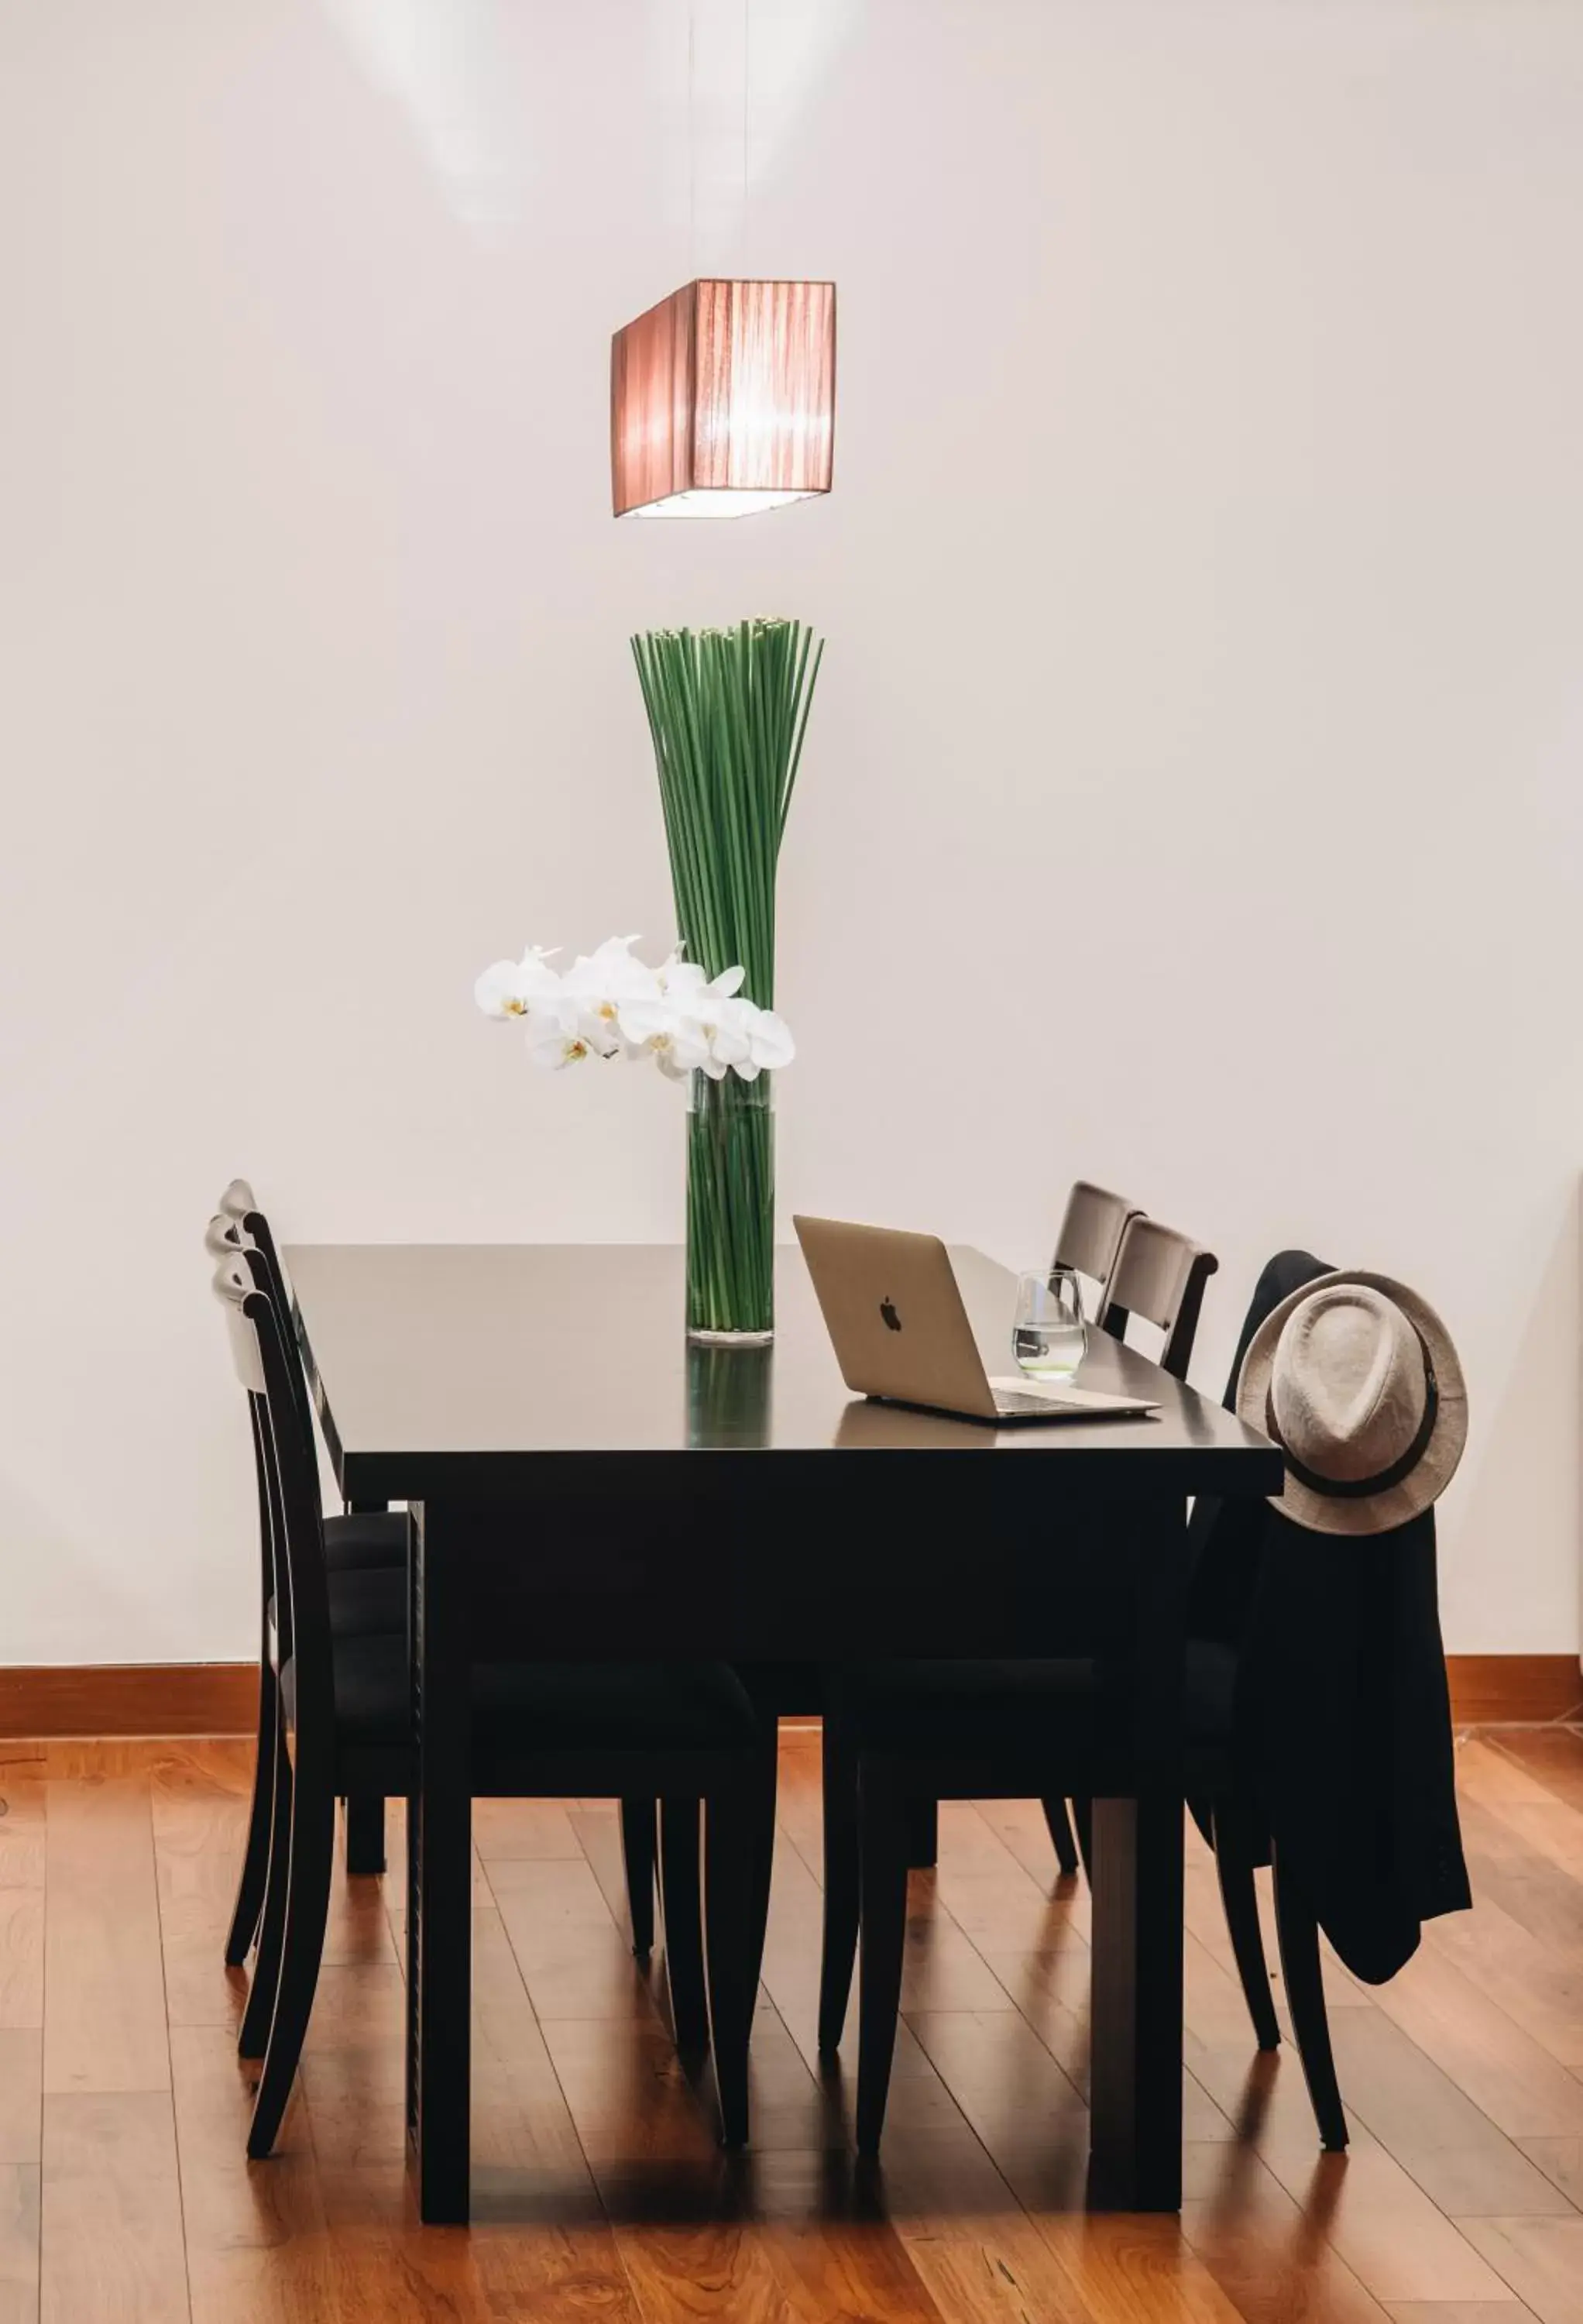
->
880, 1298, 902, 1333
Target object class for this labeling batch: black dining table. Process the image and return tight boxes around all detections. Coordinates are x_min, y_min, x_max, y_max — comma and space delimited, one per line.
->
285, 1239, 1282, 2224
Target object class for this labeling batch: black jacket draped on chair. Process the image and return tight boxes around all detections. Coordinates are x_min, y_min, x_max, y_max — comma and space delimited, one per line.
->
1188, 1249, 1472, 1985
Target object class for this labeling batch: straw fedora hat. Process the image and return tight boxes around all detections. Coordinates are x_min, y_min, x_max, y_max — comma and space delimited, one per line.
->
1234, 1271, 1467, 1535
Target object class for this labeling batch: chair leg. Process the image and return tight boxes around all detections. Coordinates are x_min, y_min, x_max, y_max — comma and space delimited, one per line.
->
239, 1721, 293, 2060
818, 1713, 860, 2055
855, 1764, 911, 2158
658, 1797, 709, 2054
225, 1661, 277, 1966
745, 1728, 780, 2006
1211, 1800, 1279, 2051
1041, 1795, 1080, 1879
620, 1798, 657, 1959
1272, 1848, 1348, 2151
1071, 1793, 1094, 1882
703, 1775, 759, 2150
248, 1768, 335, 2158
344, 1794, 386, 1877
905, 1795, 938, 1869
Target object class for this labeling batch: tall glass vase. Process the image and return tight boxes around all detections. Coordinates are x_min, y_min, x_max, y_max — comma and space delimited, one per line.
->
685, 1071, 774, 1344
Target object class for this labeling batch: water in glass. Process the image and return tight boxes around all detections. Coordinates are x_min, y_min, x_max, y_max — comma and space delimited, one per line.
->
1013, 1267, 1087, 1381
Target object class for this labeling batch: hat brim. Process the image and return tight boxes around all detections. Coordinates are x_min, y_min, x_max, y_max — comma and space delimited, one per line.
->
1235, 1270, 1467, 1536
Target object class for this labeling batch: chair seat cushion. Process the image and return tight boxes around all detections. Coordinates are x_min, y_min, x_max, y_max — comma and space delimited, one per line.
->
324, 1511, 409, 1573
284, 1637, 761, 1755
830, 1643, 1238, 1776
269, 1566, 407, 1643
328, 1566, 406, 1636
831, 1659, 1102, 1755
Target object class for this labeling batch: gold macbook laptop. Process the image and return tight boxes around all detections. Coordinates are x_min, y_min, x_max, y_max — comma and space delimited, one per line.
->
793, 1216, 1160, 1427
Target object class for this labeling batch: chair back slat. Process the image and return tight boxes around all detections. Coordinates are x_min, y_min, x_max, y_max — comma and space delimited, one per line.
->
218, 1178, 257, 1222
204, 1212, 240, 1261
1098, 1214, 1218, 1380
221, 1195, 318, 1455
1053, 1181, 1142, 1291
214, 1253, 267, 1392
210, 1257, 334, 1740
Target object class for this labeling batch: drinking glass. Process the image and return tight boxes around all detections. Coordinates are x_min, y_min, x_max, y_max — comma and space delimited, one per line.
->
1013, 1266, 1087, 1381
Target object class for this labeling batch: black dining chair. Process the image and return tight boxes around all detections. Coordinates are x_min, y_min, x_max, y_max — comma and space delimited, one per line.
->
211, 1248, 771, 2157
215, 1186, 680, 1969
205, 1198, 407, 1979
1054, 1179, 1142, 1291
1039, 1208, 1220, 1876
813, 1214, 1220, 2147
1097, 1212, 1219, 1379
822, 1243, 1391, 2162
1180, 1244, 1455, 2158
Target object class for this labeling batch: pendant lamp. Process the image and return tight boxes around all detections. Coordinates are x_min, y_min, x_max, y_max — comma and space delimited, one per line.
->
611, 277, 836, 519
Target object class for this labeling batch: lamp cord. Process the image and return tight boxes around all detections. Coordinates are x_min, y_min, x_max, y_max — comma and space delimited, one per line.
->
742, 0, 750, 272
688, 2, 696, 275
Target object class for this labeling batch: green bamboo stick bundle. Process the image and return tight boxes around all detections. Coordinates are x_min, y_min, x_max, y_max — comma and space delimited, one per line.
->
632, 617, 822, 1340
631, 618, 823, 1006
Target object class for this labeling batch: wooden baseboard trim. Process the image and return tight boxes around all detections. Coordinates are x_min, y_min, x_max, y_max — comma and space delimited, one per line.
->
0, 1655, 1576, 1742
1446, 1654, 1583, 1727
0, 1663, 258, 1739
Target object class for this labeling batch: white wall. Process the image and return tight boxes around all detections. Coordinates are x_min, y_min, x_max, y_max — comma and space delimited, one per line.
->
2, 0, 1580, 1662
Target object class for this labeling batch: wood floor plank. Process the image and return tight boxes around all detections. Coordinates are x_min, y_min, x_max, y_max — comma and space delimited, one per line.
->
1368, 1945, 1583, 2143
40, 2093, 189, 2324
149, 1754, 252, 2035
43, 1780, 171, 2096
474, 1797, 585, 1863
1254, 2144, 1515, 2305
1386, 2305, 1537, 2324
748, 2147, 970, 2324
0, 1777, 44, 2033
1180, 2137, 1397, 2324
488, 1855, 661, 2024
1457, 2219, 1583, 2324
0, 2165, 39, 2324
905, 2007, 1088, 2154
568, 1805, 651, 1952
1320, 2008, 1577, 2218
1032, 2212, 1253, 2324
1477, 1734, 1583, 1817
1186, 2026, 1516, 2304
0, 2037, 40, 2171
1516, 2139, 1583, 2209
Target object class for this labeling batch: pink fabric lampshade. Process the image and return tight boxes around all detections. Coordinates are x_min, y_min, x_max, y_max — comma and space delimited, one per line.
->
611, 278, 836, 519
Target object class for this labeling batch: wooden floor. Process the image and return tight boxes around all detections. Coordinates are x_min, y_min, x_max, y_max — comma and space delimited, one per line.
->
2, 1728, 1583, 2324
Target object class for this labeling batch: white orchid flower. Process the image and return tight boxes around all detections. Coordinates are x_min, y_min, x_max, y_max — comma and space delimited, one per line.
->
475, 959, 527, 1018
525, 1012, 592, 1071
559, 934, 661, 1057
745, 1007, 795, 1071
662, 960, 746, 1029
647, 1014, 716, 1079
709, 995, 754, 1073
475, 936, 794, 1082
475, 944, 561, 1019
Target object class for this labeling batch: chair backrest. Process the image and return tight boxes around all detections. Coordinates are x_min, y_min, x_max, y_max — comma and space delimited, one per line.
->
211, 1253, 333, 1753
207, 1210, 276, 1624
1098, 1214, 1218, 1380
1053, 1181, 1142, 1291
217, 1181, 317, 1456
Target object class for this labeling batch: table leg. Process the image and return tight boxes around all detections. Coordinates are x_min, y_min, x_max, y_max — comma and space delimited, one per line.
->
1088, 1794, 1184, 2207
407, 1499, 472, 2223
1087, 1494, 1186, 2211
